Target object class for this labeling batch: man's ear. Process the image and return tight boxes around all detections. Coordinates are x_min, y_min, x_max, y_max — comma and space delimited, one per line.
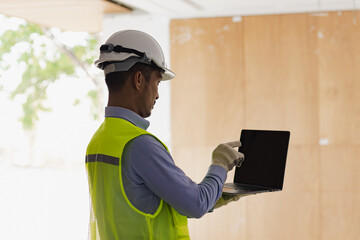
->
134, 71, 144, 91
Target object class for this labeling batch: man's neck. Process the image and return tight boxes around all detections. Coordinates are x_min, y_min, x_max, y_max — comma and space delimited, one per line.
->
107, 97, 141, 117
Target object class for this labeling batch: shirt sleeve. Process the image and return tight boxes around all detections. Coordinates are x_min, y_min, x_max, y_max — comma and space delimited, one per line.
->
125, 134, 227, 218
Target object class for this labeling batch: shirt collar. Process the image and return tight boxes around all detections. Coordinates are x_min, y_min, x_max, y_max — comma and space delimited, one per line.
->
105, 106, 150, 130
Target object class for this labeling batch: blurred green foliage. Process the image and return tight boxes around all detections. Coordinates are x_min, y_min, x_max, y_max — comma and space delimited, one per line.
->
0, 19, 99, 130
87, 90, 99, 120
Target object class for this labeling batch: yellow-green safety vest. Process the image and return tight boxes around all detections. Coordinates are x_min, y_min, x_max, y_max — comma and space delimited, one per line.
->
85, 117, 190, 240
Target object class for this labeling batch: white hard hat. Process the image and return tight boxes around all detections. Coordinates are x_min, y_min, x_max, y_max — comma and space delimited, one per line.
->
95, 30, 175, 80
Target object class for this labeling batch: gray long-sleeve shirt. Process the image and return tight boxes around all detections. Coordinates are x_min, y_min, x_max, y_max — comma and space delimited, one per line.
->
106, 106, 227, 218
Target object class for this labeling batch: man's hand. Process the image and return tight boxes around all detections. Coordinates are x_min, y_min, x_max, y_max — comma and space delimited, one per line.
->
211, 141, 245, 171
213, 193, 248, 209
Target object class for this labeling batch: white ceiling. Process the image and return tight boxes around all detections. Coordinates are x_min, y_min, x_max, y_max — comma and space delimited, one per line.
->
115, 0, 360, 18
0, 0, 129, 32
1, 0, 359, 32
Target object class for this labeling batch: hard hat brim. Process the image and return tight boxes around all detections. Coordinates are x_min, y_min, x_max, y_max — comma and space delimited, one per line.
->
162, 67, 175, 81
97, 56, 176, 80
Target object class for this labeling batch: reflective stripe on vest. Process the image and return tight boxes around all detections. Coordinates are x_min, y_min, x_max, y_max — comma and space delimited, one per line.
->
85, 117, 190, 240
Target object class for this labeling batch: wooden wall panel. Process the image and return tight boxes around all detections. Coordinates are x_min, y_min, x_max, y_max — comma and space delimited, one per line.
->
320, 146, 360, 191
171, 18, 245, 148
317, 12, 360, 145
188, 200, 247, 240
247, 192, 321, 240
320, 146, 360, 239
170, 18, 247, 239
316, 12, 360, 239
284, 146, 320, 191
243, 14, 319, 146
170, 12, 360, 240
247, 146, 321, 240
321, 193, 360, 240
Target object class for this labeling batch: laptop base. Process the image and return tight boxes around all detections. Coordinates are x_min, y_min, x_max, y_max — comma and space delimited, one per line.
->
223, 183, 277, 195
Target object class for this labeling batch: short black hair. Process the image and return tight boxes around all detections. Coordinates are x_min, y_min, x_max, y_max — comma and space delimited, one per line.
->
105, 63, 158, 93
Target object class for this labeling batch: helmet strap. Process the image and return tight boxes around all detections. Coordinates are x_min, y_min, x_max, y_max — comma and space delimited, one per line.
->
100, 44, 150, 61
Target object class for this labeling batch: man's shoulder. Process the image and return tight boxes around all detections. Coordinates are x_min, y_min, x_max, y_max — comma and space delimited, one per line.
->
124, 134, 173, 170
126, 134, 171, 160
131, 134, 165, 150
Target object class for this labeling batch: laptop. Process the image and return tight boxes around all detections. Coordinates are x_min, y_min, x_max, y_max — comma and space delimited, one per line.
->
222, 129, 290, 195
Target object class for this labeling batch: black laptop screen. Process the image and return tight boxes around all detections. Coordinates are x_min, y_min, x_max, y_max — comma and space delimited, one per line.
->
234, 130, 290, 189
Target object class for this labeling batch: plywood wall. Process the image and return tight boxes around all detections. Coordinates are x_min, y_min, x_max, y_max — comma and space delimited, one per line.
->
170, 12, 360, 240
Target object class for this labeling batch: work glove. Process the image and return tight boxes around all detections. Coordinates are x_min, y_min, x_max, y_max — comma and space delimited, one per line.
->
211, 141, 245, 172
214, 193, 248, 209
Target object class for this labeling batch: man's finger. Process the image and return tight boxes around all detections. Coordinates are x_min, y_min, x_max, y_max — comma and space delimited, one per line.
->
225, 141, 242, 148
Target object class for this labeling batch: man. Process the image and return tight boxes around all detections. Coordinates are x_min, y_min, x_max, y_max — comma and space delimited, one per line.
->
85, 30, 245, 239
